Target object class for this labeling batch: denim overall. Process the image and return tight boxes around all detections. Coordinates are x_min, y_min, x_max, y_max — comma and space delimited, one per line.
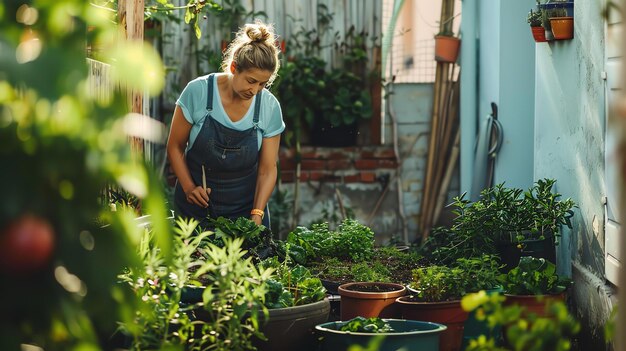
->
174, 74, 270, 228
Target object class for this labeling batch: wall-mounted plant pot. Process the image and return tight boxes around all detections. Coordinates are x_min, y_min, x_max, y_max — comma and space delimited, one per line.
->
550, 17, 574, 40
530, 26, 547, 42
434, 36, 461, 63
315, 319, 447, 351
338, 282, 406, 320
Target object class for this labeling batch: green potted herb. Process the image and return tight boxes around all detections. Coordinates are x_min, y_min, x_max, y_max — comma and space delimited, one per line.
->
499, 256, 571, 318
441, 178, 576, 270
315, 316, 447, 351
256, 257, 330, 351
118, 218, 272, 350
397, 265, 475, 351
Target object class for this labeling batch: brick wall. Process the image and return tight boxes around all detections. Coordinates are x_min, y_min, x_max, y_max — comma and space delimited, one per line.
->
279, 146, 399, 184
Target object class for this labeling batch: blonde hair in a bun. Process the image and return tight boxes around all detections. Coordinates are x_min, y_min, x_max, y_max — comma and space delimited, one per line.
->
221, 20, 281, 86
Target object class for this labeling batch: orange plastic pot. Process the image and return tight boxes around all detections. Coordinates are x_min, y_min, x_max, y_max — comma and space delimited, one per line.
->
396, 297, 469, 351
338, 282, 406, 320
434, 36, 461, 63
549, 17, 574, 40
530, 26, 547, 42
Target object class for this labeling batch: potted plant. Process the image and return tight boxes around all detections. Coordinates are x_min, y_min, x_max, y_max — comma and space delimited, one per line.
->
441, 179, 576, 271
498, 256, 572, 317
397, 264, 474, 351
527, 9, 546, 42
315, 317, 447, 351
538, 1, 574, 41
338, 281, 407, 320
434, 29, 461, 63
118, 218, 273, 350
256, 257, 330, 351
461, 290, 580, 351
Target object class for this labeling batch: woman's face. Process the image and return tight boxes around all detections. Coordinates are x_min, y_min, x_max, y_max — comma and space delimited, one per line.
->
231, 67, 272, 100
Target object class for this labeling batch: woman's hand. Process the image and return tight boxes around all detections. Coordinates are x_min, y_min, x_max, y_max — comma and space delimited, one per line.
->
250, 214, 262, 225
185, 186, 211, 208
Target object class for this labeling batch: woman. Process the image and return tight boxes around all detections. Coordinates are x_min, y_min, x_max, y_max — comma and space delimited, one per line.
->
166, 21, 284, 228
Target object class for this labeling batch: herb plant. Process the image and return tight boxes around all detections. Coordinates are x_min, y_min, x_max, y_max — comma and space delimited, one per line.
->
528, 9, 543, 27
499, 256, 572, 295
409, 265, 470, 302
454, 255, 503, 292
339, 317, 395, 333
120, 218, 274, 350
287, 219, 375, 263
259, 256, 326, 308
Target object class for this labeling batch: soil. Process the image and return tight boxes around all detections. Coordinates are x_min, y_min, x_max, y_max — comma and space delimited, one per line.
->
344, 283, 402, 293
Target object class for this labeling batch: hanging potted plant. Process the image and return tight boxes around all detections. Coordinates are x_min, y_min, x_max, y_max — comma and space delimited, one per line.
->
539, 1, 574, 40
527, 9, 546, 42
434, 29, 461, 63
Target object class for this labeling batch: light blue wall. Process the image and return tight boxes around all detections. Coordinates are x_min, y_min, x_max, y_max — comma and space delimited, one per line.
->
460, 0, 536, 195
495, 1, 535, 189
533, 1, 611, 347
534, 0, 606, 277
463, 0, 613, 347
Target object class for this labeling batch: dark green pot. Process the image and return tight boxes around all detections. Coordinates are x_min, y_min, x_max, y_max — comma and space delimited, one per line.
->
497, 237, 556, 272
315, 319, 446, 351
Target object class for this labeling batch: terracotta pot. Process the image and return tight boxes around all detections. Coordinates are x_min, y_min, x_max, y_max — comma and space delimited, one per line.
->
338, 282, 406, 320
550, 17, 574, 40
434, 36, 461, 63
396, 297, 469, 351
530, 26, 547, 42
504, 292, 566, 317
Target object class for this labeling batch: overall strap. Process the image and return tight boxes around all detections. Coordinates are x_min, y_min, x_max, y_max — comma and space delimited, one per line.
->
206, 74, 215, 111
253, 90, 263, 124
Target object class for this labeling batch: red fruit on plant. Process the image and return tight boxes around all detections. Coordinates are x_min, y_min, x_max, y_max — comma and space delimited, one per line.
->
0, 214, 55, 274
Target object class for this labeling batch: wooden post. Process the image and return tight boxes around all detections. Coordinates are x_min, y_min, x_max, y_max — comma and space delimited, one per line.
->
118, 0, 145, 154
419, 0, 456, 240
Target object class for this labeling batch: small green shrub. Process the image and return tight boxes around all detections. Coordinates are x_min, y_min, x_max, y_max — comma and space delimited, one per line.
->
499, 256, 571, 295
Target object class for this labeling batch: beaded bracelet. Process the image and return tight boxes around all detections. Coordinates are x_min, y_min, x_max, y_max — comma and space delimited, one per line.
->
250, 208, 265, 219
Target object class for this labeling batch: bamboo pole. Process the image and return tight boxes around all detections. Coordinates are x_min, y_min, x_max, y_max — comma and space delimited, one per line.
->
419, 0, 455, 241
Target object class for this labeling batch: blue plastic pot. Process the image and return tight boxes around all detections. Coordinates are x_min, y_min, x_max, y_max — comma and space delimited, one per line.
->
315, 319, 447, 351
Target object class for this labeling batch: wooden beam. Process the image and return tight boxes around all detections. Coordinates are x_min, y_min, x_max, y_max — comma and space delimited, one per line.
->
118, 0, 145, 154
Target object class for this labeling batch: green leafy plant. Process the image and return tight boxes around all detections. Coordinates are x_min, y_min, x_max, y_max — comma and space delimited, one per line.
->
120, 218, 274, 350
499, 256, 571, 295
436, 179, 576, 251
527, 9, 543, 26
259, 256, 326, 308
462, 291, 580, 351
408, 265, 470, 302
454, 255, 503, 293
287, 219, 375, 263
339, 317, 395, 333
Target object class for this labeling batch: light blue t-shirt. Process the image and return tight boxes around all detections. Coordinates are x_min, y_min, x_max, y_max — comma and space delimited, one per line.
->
176, 74, 285, 152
